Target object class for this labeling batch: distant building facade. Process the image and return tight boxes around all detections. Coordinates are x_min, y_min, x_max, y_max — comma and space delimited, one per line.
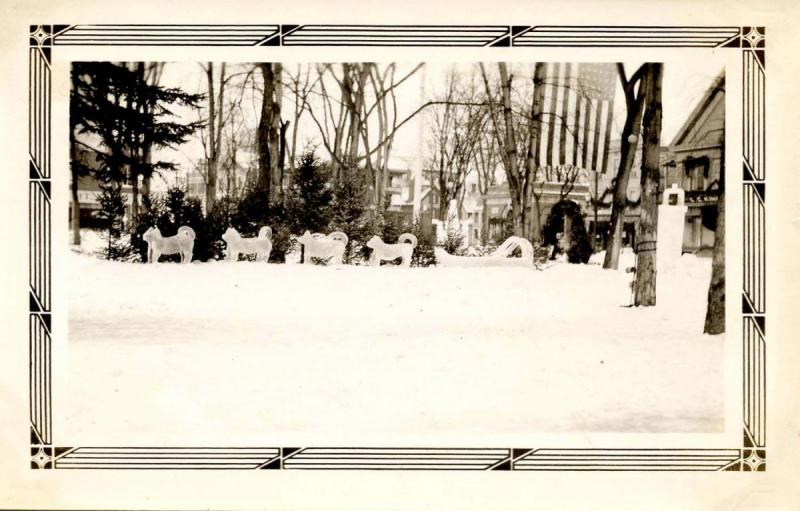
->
68, 149, 134, 230
181, 153, 254, 213
594, 71, 724, 252
664, 71, 725, 251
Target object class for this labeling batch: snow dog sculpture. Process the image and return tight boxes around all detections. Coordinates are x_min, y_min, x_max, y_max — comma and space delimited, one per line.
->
434, 236, 534, 268
222, 226, 272, 262
366, 233, 418, 267
298, 230, 348, 265
143, 225, 195, 263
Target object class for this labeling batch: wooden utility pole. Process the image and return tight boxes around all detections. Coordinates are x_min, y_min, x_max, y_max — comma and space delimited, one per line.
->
634, 63, 663, 306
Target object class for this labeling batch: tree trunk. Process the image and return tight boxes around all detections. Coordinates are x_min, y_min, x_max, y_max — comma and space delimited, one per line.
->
525, 63, 546, 242
705, 133, 726, 333
510, 202, 523, 237
481, 197, 490, 245
603, 67, 647, 270
70, 134, 81, 245
634, 64, 663, 306
131, 174, 139, 220
704, 189, 725, 334
205, 62, 219, 213
257, 63, 273, 199
345, 64, 369, 165
270, 63, 283, 203
498, 63, 522, 237
142, 171, 151, 212
279, 119, 289, 200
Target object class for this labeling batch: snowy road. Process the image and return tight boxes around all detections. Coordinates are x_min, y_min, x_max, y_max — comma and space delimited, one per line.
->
62, 251, 725, 445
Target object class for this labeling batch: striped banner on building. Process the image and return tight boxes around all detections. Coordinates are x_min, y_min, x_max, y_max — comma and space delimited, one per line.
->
540, 62, 617, 173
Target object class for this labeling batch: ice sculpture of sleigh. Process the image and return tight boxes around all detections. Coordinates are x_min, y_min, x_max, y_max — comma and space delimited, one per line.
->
434, 236, 535, 268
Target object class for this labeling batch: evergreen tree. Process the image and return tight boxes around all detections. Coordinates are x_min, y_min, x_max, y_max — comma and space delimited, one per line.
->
230, 181, 293, 263
285, 151, 334, 234
128, 193, 165, 262
71, 62, 203, 223
121, 67, 203, 219
96, 177, 129, 260
543, 200, 592, 264
331, 165, 373, 263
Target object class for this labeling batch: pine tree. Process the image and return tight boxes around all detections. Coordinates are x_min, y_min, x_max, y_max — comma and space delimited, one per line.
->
331, 165, 372, 263
71, 61, 203, 224
543, 200, 592, 263
285, 151, 334, 234
96, 177, 128, 260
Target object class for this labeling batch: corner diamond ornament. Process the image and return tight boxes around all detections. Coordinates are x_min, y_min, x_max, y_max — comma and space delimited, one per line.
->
30, 25, 50, 46
742, 27, 764, 48
31, 447, 52, 469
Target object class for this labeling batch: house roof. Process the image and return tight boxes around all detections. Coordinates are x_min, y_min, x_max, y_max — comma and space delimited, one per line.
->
669, 71, 725, 148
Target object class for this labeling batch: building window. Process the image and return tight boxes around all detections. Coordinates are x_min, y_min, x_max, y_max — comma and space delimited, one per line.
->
684, 157, 709, 191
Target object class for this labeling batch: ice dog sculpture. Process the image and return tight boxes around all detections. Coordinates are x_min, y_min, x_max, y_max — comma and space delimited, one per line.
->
366, 233, 418, 267
222, 226, 272, 262
298, 230, 348, 265
142, 226, 195, 263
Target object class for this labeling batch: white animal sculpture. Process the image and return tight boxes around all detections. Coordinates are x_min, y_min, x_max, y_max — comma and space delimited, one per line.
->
298, 230, 348, 265
366, 233, 418, 267
222, 226, 272, 262
434, 236, 534, 268
143, 226, 195, 264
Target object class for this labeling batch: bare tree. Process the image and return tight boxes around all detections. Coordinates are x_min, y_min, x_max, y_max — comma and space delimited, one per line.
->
479, 62, 546, 240
364, 63, 400, 209
284, 64, 318, 183
199, 62, 227, 212
427, 69, 487, 221
603, 64, 647, 270
189, 64, 254, 205
255, 63, 285, 203
473, 128, 499, 243
218, 104, 249, 199
303, 63, 425, 208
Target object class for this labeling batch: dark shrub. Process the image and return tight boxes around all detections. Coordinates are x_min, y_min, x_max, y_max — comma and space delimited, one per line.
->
330, 165, 374, 264
542, 199, 592, 264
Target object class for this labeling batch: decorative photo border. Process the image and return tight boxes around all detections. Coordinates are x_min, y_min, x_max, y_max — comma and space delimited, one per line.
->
28, 24, 766, 471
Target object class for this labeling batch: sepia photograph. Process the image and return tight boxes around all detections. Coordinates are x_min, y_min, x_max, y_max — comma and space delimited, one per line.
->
61, 58, 729, 447
5, 1, 798, 507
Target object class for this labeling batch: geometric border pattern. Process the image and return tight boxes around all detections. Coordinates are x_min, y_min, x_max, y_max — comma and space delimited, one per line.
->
28, 24, 766, 471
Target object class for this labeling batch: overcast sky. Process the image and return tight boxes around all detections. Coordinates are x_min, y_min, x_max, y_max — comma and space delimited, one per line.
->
153, 60, 724, 187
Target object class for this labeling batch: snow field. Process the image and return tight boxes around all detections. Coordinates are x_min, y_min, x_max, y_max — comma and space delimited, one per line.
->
62, 248, 724, 444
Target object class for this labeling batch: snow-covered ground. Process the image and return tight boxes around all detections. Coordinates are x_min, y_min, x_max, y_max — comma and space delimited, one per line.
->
61, 241, 724, 445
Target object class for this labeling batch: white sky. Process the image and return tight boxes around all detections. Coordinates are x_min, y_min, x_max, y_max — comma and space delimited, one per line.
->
152, 60, 723, 188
